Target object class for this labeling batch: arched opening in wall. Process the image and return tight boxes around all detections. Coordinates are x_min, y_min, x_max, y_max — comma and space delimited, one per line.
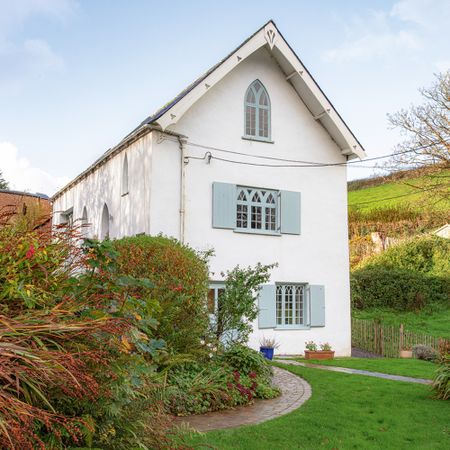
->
100, 203, 110, 240
122, 154, 129, 196
81, 206, 89, 235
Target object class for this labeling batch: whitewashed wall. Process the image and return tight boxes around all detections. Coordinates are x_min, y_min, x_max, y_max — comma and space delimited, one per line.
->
52, 133, 153, 238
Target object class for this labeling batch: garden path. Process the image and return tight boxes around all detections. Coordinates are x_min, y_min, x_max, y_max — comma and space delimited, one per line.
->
174, 366, 311, 432
275, 359, 432, 385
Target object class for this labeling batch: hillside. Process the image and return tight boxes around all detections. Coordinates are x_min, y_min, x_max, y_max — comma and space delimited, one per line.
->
348, 167, 450, 213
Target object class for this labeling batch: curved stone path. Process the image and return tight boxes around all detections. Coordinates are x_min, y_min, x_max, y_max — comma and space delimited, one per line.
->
275, 359, 432, 385
174, 366, 311, 432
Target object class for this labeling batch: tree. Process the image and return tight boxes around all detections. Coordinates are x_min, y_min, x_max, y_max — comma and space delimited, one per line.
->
387, 70, 450, 201
212, 262, 276, 344
0, 170, 8, 189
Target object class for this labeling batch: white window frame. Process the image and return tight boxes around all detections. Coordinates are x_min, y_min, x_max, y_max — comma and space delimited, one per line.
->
275, 283, 308, 329
243, 80, 272, 142
235, 186, 279, 235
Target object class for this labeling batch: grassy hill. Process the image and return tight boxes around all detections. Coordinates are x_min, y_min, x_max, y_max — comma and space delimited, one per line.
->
348, 168, 449, 340
348, 167, 450, 213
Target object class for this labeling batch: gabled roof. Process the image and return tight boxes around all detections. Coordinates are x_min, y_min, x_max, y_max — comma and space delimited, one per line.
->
133, 20, 366, 159
53, 20, 365, 200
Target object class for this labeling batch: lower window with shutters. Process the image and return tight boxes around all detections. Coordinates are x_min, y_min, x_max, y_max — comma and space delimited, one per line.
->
276, 284, 306, 328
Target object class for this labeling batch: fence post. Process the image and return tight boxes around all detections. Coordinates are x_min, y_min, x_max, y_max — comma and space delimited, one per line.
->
399, 323, 404, 355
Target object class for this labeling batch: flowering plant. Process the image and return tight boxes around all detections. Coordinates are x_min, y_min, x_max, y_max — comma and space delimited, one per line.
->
305, 340, 318, 351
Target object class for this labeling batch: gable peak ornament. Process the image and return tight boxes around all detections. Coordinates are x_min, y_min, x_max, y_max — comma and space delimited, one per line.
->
264, 23, 277, 49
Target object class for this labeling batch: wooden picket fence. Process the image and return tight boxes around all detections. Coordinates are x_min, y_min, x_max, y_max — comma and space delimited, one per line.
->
351, 318, 449, 358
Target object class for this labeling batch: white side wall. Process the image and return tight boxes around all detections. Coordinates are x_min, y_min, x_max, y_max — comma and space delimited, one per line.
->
152, 47, 351, 356
52, 133, 153, 238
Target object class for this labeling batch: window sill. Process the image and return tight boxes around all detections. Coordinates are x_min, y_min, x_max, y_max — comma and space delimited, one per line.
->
242, 136, 274, 144
275, 325, 311, 330
234, 228, 281, 237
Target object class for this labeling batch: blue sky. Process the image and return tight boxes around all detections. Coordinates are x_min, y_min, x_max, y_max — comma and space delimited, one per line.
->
1, 0, 449, 194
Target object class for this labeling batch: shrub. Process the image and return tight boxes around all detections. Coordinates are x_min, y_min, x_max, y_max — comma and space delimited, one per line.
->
356, 236, 450, 277
412, 344, 438, 361
211, 263, 275, 343
351, 267, 448, 311
112, 235, 210, 353
0, 226, 185, 449
432, 354, 450, 400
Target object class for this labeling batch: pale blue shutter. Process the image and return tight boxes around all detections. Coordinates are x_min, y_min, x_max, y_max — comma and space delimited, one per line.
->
258, 284, 276, 329
212, 182, 236, 229
280, 191, 301, 235
310, 285, 325, 327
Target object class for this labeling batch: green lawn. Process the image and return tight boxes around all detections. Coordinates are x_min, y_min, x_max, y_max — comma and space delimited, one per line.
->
353, 307, 450, 340
189, 364, 449, 450
348, 171, 450, 212
293, 357, 437, 379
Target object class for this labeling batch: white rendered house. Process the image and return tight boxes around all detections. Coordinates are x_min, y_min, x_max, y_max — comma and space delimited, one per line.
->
52, 21, 366, 356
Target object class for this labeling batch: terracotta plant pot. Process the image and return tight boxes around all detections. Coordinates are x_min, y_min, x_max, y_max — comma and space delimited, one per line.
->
304, 350, 335, 360
399, 350, 413, 358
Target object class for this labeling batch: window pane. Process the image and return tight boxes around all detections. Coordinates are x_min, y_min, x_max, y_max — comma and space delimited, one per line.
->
252, 192, 261, 202
251, 206, 262, 229
246, 106, 256, 136
276, 286, 283, 325
295, 286, 304, 325
259, 108, 269, 138
265, 206, 276, 231
207, 289, 215, 314
253, 81, 261, 92
237, 190, 247, 201
236, 204, 248, 228
285, 286, 293, 325
259, 91, 268, 106
246, 89, 255, 103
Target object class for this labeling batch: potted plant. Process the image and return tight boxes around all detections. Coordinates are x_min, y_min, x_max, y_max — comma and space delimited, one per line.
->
399, 347, 413, 358
304, 341, 335, 360
259, 336, 279, 360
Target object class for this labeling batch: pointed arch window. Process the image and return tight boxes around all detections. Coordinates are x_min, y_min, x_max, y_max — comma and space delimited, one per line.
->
121, 154, 129, 196
100, 203, 110, 240
244, 80, 271, 141
236, 187, 278, 232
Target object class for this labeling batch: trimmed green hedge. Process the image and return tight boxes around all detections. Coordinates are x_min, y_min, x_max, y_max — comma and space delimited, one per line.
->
112, 235, 210, 353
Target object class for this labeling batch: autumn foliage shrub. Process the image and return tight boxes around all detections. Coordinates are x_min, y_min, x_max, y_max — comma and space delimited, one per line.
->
112, 235, 210, 353
0, 224, 186, 449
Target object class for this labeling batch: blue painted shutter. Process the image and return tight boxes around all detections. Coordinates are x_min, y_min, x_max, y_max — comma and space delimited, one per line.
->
310, 285, 325, 327
280, 190, 301, 235
258, 284, 276, 329
212, 182, 235, 229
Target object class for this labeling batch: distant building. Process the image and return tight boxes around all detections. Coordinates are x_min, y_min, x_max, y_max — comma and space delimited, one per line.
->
0, 189, 51, 231
433, 224, 450, 239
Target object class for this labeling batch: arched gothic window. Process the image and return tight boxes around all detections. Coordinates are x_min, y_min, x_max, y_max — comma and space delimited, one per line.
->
121, 154, 129, 195
244, 80, 271, 140
100, 203, 110, 240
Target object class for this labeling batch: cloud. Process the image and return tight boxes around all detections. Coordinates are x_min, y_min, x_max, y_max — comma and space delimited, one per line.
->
0, 142, 69, 196
323, 0, 450, 63
435, 60, 450, 72
0, 0, 75, 93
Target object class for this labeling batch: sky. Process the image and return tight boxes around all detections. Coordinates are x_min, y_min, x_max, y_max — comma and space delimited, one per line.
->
0, 0, 449, 195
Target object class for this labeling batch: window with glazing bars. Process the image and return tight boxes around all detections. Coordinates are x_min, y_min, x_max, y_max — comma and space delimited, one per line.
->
244, 80, 271, 140
236, 187, 278, 232
276, 284, 305, 326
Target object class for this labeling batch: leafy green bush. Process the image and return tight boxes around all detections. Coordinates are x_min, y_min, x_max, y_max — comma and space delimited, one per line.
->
351, 236, 449, 311
112, 235, 210, 353
212, 263, 275, 343
165, 345, 279, 416
412, 345, 438, 361
356, 236, 450, 277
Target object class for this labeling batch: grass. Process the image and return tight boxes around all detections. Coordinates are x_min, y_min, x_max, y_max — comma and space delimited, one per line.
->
293, 357, 437, 379
348, 170, 450, 213
189, 364, 450, 450
353, 307, 450, 340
